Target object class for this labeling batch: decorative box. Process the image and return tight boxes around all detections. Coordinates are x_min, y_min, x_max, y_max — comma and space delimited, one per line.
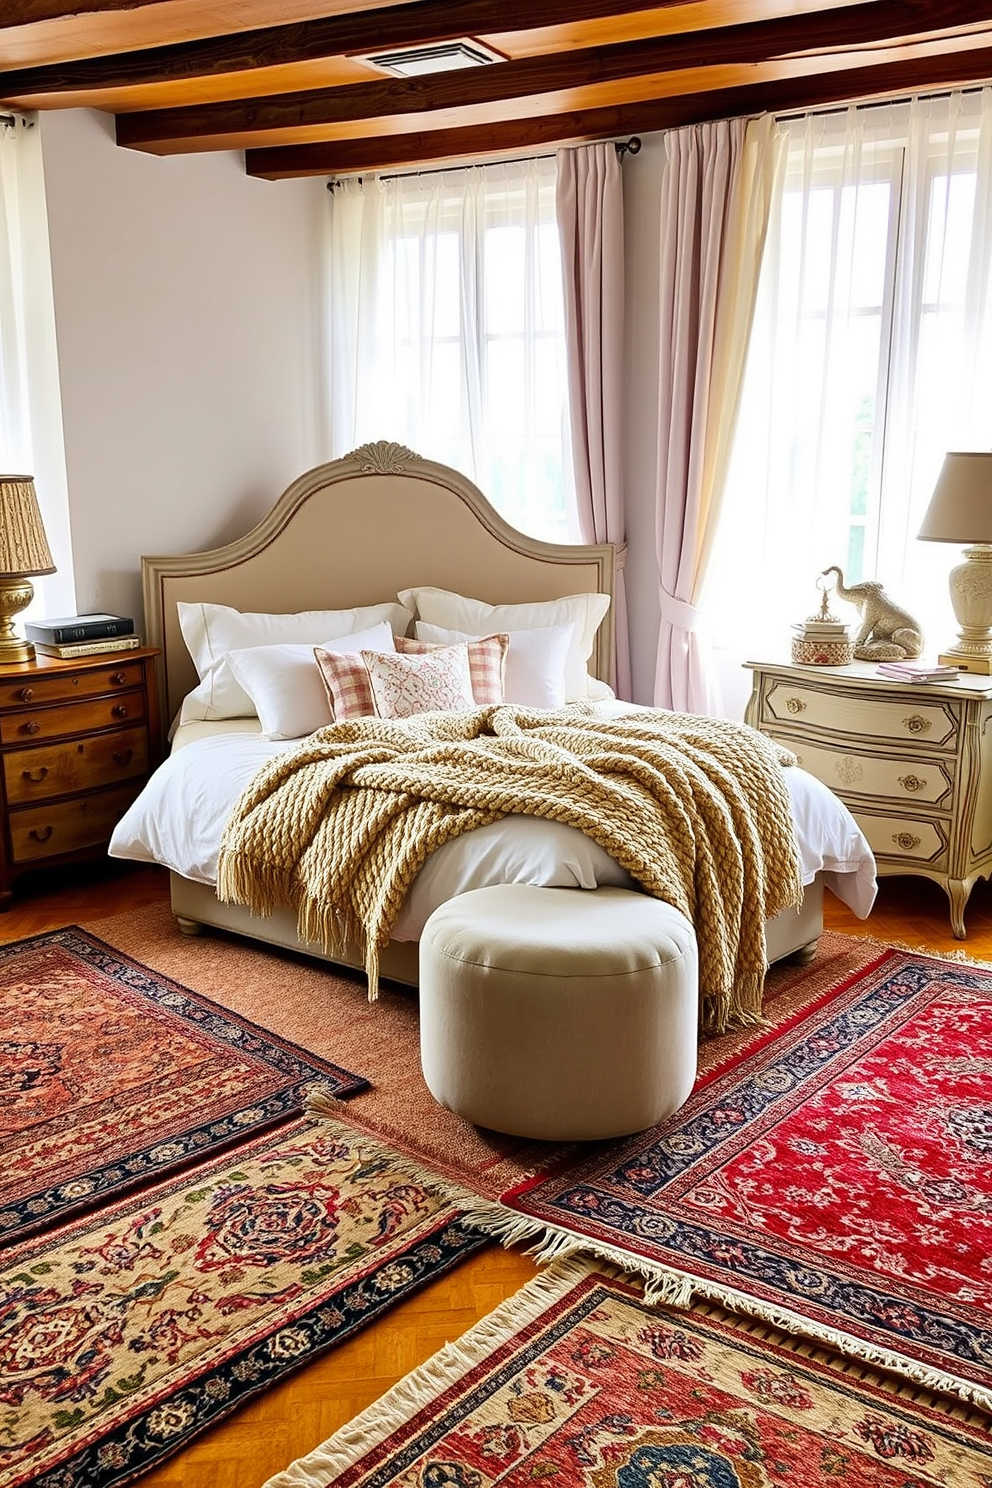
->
791, 634, 855, 666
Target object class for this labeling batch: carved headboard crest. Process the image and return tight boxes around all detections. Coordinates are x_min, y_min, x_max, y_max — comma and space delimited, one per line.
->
343, 441, 424, 474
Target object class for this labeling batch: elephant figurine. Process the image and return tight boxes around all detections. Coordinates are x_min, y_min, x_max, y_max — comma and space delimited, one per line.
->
821, 566, 924, 661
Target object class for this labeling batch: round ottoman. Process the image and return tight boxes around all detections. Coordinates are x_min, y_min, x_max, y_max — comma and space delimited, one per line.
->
418, 883, 698, 1141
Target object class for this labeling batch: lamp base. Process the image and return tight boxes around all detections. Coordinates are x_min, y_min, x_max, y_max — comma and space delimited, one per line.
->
0, 576, 36, 665
942, 544, 992, 676
939, 648, 992, 674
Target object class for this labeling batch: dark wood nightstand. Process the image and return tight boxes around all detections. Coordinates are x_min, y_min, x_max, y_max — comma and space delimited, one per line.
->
0, 647, 161, 904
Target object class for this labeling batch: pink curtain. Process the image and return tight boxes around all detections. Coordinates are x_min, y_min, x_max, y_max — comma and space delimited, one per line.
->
654, 118, 749, 714
556, 144, 631, 699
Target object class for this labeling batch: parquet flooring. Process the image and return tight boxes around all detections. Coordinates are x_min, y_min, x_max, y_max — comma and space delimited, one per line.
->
4, 858, 990, 1486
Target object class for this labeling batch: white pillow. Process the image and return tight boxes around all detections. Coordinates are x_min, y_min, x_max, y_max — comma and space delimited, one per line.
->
178, 600, 413, 722
224, 622, 395, 740
398, 587, 610, 702
415, 622, 572, 708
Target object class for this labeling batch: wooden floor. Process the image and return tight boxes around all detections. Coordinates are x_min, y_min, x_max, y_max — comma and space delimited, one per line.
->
6, 859, 992, 1487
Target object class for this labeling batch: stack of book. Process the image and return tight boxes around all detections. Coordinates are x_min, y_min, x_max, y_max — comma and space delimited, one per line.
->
876, 659, 960, 683
25, 613, 140, 659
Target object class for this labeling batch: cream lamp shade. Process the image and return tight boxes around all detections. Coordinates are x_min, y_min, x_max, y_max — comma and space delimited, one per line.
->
919, 452, 992, 673
0, 475, 56, 665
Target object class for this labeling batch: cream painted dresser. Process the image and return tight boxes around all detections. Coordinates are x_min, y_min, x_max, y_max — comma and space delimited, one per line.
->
744, 659, 992, 938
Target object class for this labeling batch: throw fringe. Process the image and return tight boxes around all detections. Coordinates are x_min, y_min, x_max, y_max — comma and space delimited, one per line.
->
261, 1258, 600, 1488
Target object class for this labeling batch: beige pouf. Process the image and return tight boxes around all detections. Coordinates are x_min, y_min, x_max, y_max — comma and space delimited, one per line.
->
418, 883, 698, 1141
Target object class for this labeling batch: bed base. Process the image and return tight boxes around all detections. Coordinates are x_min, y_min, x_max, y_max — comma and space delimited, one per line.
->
169, 871, 824, 986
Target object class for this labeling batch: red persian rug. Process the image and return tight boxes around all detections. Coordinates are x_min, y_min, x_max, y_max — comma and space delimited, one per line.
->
0, 926, 367, 1244
263, 1258, 992, 1488
0, 1113, 483, 1488
489, 946, 992, 1411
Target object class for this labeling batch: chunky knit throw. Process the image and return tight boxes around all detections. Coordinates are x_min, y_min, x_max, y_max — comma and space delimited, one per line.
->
216, 705, 803, 1034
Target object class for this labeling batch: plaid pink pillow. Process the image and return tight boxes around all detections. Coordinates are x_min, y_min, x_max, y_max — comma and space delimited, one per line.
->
396, 632, 507, 705
313, 648, 377, 720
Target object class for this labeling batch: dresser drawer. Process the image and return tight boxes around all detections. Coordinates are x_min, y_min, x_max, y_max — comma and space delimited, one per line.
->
8, 782, 143, 863
855, 811, 948, 870
759, 678, 961, 751
783, 735, 954, 808
0, 661, 145, 711
2, 726, 148, 805
0, 690, 146, 746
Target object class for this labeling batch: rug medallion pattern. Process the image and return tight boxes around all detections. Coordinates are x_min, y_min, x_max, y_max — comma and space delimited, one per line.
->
0, 927, 368, 1243
263, 1259, 992, 1488
0, 1114, 483, 1488
504, 948, 992, 1407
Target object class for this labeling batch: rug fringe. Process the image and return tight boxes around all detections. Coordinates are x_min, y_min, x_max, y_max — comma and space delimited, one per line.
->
261, 1260, 597, 1488
307, 1092, 992, 1414
449, 1195, 992, 1412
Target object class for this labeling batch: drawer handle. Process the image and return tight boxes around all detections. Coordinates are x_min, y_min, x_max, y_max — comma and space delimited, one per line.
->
893, 832, 922, 851
897, 774, 926, 793
22, 720, 40, 735
785, 697, 806, 714
904, 714, 932, 735
21, 767, 48, 784
111, 704, 128, 718
15, 686, 34, 702
110, 671, 127, 686
112, 748, 134, 767
29, 826, 53, 843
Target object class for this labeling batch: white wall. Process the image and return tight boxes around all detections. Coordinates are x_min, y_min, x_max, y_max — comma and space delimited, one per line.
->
39, 109, 329, 628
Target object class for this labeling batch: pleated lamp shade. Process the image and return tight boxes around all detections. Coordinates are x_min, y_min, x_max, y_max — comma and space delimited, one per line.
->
0, 475, 55, 577
0, 476, 56, 664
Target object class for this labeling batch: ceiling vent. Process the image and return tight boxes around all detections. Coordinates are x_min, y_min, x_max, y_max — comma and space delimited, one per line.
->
362, 40, 505, 76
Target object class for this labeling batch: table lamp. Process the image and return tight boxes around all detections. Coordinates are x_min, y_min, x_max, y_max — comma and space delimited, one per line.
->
918, 451, 992, 674
0, 475, 56, 664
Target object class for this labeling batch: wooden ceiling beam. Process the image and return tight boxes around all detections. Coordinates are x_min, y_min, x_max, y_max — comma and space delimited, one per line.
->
113, 0, 992, 150
0, 0, 688, 96
113, 1, 992, 149
245, 41, 992, 178
5, 0, 155, 22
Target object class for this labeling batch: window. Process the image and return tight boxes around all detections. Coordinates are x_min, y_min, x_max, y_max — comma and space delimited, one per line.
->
328, 157, 572, 541
706, 91, 992, 664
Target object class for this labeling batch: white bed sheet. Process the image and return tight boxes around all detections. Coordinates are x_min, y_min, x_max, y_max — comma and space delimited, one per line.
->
109, 713, 877, 935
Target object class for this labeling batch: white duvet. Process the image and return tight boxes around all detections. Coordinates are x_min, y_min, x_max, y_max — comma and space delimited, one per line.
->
109, 711, 877, 936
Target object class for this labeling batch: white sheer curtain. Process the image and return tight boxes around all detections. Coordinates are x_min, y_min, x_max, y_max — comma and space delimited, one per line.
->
707, 90, 992, 711
328, 157, 572, 542
0, 113, 73, 614
556, 142, 630, 697
654, 115, 784, 714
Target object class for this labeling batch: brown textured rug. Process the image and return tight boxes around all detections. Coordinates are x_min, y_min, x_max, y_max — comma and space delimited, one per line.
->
83, 900, 888, 1202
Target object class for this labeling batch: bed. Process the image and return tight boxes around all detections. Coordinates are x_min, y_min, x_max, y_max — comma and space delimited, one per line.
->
111, 441, 876, 988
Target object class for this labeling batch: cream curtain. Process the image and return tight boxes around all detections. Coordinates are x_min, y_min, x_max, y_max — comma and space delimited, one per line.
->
556, 142, 630, 698
707, 90, 992, 699
328, 159, 572, 543
0, 114, 73, 613
654, 115, 784, 713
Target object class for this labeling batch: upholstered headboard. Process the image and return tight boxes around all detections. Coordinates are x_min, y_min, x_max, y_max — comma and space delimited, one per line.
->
142, 442, 616, 728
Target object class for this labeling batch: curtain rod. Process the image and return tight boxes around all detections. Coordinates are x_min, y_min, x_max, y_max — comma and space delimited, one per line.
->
327, 136, 640, 188
775, 82, 986, 124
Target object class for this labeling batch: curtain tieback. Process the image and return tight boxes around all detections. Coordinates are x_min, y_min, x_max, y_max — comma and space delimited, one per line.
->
659, 587, 701, 633
614, 542, 627, 572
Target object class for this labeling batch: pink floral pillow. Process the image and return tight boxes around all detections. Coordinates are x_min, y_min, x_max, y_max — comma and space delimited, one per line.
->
396, 632, 507, 705
362, 644, 476, 719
